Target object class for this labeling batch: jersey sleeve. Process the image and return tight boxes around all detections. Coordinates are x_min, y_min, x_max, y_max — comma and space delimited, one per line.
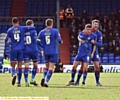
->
33, 30, 37, 38
38, 30, 42, 40
5, 29, 10, 42
55, 30, 63, 43
94, 31, 102, 46
78, 32, 86, 41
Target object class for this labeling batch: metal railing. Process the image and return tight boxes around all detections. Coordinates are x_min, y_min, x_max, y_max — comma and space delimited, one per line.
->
0, 16, 55, 24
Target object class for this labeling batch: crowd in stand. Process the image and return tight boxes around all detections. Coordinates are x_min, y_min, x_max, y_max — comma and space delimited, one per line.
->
66, 8, 120, 58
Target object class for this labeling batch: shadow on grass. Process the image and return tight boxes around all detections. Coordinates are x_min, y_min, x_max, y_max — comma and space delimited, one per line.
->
49, 85, 114, 89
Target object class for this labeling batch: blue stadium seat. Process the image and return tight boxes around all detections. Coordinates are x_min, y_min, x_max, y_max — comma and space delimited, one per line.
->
108, 53, 114, 57
102, 57, 108, 63
109, 59, 114, 63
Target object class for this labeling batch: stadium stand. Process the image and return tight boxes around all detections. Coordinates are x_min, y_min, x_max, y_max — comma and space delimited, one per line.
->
0, 0, 120, 64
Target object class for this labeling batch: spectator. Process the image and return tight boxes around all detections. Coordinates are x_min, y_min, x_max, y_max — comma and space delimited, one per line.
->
70, 28, 77, 37
81, 18, 86, 29
68, 21, 76, 31
98, 45, 106, 56
107, 26, 113, 34
112, 39, 117, 48
3, 55, 10, 66
54, 59, 63, 73
65, 4, 74, 27
108, 11, 116, 22
102, 32, 108, 44
114, 47, 120, 57
56, 6, 65, 28
101, 16, 108, 28
116, 9, 120, 22
94, 12, 101, 21
70, 35, 78, 45
76, 16, 82, 26
70, 44, 78, 55
113, 20, 120, 31
77, 23, 83, 31
108, 32, 114, 43
81, 10, 89, 21
107, 43, 114, 53
113, 30, 120, 44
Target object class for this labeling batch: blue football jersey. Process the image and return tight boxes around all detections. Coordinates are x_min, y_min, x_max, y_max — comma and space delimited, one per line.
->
5, 26, 35, 50
38, 28, 62, 55
6, 26, 25, 50
92, 30, 102, 53
24, 29, 38, 53
78, 31, 97, 57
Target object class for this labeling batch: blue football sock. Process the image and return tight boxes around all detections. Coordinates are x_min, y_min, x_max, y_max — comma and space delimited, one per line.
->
46, 70, 53, 83
18, 68, 22, 84
82, 72, 88, 83
42, 67, 48, 78
95, 71, 100, 84
76, 70, 83, 83
11, 67, 15, 77
71, 69, 76, 81
24, 68, 29, 83
31, 66, 37, 81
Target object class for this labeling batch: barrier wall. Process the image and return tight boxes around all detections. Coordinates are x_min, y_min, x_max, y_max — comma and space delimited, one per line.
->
0, 64, 120, 73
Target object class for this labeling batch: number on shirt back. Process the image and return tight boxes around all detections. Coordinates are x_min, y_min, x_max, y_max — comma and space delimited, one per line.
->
14, 33, 20, 42
45, 35, 50, 44
26, 36, 31, 44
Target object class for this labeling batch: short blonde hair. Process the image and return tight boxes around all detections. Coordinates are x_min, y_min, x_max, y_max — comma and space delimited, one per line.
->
92, 19, 99, 24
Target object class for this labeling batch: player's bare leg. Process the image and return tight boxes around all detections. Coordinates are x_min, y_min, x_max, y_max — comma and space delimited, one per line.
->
17, 61, 22, 87
42, 62, 55, 87
74, 62, 88, 86
30, 61, 38, 86
11, 61, 17, 85
24, 61, 29, 87
66, 60, 80, 86
93, 61, 102, 86
41, 62, 49, 86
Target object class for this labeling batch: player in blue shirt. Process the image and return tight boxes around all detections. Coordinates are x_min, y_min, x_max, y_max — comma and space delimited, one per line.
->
23, 20, 42, 87
5, 17, 34, 87
38, 19, 63, 87
81, 19, 103, 86
66, 24, 97, 86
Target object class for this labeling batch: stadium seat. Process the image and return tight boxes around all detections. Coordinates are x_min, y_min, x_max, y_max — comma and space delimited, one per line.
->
108, 53, 114, 57
102, 57, 108, 63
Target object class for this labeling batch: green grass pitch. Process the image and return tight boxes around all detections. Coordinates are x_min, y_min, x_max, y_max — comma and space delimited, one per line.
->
0, 73, 120, 100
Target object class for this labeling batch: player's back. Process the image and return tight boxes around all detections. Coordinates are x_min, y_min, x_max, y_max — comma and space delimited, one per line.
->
24, 29, 38, 53
7, 26, 24, 50
39, 28, 59, 55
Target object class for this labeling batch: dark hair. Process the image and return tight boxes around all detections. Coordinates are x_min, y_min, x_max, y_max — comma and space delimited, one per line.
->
12, 17, 19, 24
26, 20, 34, 26
92, 19, 99, 24
85, 24, 92, 28
45, 19, 53, 26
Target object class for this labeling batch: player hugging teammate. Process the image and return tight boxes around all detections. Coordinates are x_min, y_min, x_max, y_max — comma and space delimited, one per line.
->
67, 20, 102, 86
